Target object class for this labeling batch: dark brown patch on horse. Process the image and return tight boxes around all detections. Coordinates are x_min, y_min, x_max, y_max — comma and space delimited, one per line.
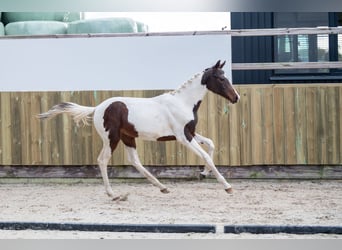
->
121, 133, 136, 148
157, 135, 177, 141
103, 101, 138, 151
184, 100, 201, 142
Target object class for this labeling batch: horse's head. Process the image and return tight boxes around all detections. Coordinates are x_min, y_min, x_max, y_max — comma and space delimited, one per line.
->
201, 60, 240, 104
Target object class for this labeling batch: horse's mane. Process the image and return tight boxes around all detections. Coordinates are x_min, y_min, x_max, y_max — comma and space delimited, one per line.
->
168, 72, 203, 95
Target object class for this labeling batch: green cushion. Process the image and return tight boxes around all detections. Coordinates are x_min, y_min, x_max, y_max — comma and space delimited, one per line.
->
5, 21, 67, 36
67, 18, 137, 34
2, 12, 81, 25
136, 21, 149, 32
0, 22, 4, 36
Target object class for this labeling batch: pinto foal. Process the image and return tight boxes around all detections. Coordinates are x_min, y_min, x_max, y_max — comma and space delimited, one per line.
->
38, 60, 240, 200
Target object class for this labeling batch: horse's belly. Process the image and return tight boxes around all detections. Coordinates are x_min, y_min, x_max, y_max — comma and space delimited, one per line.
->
126, 104, 175, 140
130, 115, 174, 140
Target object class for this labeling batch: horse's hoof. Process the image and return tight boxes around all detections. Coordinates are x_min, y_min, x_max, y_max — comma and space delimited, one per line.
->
199, 173, 206, 180
112, 196, 121, 201
112, 193, 129, 201
161, 188, 170, 194
225, 187, 233, 194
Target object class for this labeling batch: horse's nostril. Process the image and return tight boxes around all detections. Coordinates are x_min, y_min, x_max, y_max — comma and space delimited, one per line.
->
232, 95, 239, 103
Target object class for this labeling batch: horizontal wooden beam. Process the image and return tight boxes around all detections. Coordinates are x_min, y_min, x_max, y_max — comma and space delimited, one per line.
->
0, 165, 341, 180
1, 27, 342, 40
229, 27, 342, 36
232, 61, 342, 70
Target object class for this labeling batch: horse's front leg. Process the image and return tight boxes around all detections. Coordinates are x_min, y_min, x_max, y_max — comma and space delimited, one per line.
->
180, 136, 233, 194
194, 133, 214, 178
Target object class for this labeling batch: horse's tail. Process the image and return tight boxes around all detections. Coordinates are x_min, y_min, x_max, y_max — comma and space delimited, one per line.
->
37, 102, 96, 126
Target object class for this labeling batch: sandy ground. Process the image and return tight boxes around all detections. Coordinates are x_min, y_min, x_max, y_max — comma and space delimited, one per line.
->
0, 179, 341, 239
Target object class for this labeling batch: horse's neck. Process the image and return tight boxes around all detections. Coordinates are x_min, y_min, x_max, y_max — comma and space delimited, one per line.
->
170, 73, 207, 106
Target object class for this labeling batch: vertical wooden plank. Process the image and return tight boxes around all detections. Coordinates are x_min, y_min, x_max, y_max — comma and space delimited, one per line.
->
326, 87, 338, 164
30, 92, 43, 164
217, 97, 231, 165
272, 87, 285, 164
59, 91, 72, 164
52, 91, 61, 164
39, 92, 50, 164
305, 87, 317, 164
75, 91, 86, 165
52, 92, 63, 165
262, 86, 274, 164
317, 87, 327, 164
81, 91, 94, 165
78, 91, 87, 165
175, 143, 187, 166
75, 90, 88, 165
250, 87, 263, 164
284, 87, 296, 164
19, 92, 32, 164
239, 87, 251, 165
92, 90, 107, 166
294, 87, 307, 164
88, 90, 96, 164
90, 90, 98, 165
228, 86, 240, 166
164, 141, 177, 166
11, 93, 22, 164
0, 93, 12, 164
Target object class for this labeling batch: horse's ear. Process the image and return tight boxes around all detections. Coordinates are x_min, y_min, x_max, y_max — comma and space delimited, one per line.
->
214, 60, 221, 69
220, 61, 226, 68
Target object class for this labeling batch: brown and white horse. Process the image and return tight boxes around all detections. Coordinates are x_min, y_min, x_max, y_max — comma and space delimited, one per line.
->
38, 60, 240, 200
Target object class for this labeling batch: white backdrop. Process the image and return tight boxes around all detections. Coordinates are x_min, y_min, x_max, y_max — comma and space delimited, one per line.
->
0, 34, 232, 91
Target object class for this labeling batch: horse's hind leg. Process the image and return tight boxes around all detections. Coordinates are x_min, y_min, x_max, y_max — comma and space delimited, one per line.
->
98, 141, 126, 201
124, 146, 169, 193
97, 144, 115, 198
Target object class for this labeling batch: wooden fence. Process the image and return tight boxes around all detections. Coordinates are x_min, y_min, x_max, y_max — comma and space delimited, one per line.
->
0, 84, 341, 166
